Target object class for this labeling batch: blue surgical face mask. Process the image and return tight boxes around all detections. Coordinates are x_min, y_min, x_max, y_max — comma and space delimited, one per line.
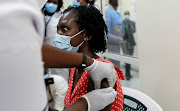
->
54, 30, 85, 52
45, 3, 58, 13
124, 15, 130, 20
73, 0, 82, 7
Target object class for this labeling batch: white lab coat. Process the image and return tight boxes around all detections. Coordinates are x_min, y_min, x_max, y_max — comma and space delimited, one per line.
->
44, 11, 62, 46
0, 0, 48, 111
44, 12, 70, 82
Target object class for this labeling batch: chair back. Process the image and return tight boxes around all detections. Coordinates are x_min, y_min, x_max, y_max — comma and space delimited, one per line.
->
122, 87, 163, 111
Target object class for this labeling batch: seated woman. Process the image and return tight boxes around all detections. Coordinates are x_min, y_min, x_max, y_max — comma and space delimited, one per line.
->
54, 5, 125, 111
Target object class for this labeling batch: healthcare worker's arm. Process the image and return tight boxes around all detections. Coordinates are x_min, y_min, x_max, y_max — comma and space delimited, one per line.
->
42, 44, 93, 68
42, 43, 116, 89
48, 87, 115, 111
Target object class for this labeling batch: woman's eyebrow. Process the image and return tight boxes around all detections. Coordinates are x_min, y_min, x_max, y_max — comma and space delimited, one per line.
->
58, 16, 75, 29
57, 20, 67, 28
59, 22, 68, 29
59, 19, 69, 26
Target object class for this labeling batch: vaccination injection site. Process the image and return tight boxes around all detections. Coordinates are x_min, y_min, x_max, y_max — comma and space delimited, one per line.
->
1, 0, 180, 110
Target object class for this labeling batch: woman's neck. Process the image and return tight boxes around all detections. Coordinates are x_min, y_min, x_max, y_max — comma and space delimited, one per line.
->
78, 43, 99, 59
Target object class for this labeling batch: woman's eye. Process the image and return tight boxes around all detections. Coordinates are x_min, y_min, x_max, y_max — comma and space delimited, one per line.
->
62, 27, 68, 33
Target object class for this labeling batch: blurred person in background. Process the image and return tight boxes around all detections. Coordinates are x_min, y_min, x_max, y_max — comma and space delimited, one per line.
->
43, 0, 63, 46
105, 0, 128, 69
121, 10, 136, 80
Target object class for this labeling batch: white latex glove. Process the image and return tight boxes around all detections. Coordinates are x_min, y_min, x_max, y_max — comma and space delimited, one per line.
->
85, 59, 116, 89
81, 87, 116, 111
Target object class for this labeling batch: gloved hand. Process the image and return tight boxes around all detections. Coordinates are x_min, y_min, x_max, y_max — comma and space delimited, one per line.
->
85, 59, 116, 89
81, 87, 116, 111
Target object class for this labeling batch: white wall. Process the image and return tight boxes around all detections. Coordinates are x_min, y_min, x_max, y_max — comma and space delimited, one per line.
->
137, 0, 180, 110
61, 0, 72, 11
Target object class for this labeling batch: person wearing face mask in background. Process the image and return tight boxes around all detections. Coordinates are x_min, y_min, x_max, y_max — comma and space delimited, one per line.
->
43, 0, 63, 45
121, 10, 136, 80
73, 0, 96, 6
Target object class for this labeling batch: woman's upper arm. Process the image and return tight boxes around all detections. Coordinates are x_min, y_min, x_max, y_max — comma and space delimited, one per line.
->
100, 78, 116, 111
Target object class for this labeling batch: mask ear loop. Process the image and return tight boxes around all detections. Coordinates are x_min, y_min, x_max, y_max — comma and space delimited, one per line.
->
71, 29, 85, 47
77, 41, 84, 47
71, 29, 85, 38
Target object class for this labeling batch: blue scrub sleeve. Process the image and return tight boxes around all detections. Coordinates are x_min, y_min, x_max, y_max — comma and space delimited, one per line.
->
112, 11, 122, 25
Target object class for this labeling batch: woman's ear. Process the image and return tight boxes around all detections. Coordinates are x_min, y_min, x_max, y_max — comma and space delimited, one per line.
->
82, 30, 92, 41
83, 35, 92, 41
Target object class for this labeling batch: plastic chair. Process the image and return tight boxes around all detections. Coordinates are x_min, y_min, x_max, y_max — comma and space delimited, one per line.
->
122, 87, 163, 111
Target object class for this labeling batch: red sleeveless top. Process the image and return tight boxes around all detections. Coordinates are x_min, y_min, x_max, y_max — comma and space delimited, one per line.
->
64, 58, 125, 111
